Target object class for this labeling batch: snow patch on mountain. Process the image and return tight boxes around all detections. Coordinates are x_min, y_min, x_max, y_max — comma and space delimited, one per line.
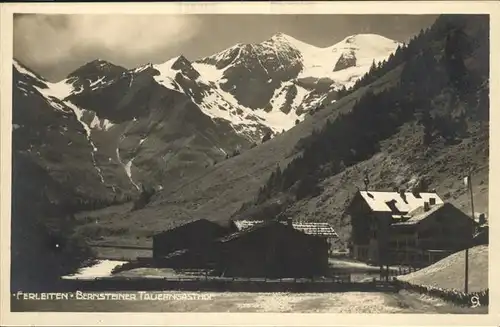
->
192, 62, 226, 82
14, 60, 77, 110
269, 82, 289, 110
293, 85, 310, 109
257, 108, 302, 132
152, 57, 265, 139
64, 101, 106, 183
16, 81, 33, 97
89, 114, 115, 131
152, 57, 183, 91
268, 81, 310, 116
206, 82, 301, 133
133, 63, 154, 74
125, 159, 139, 190
152, 54, 307, 136
37, 91, 68, 113
188, 82, 266, 138
116, 147, 140, 191
297, 34, 401, 86
43, 80, 75, 99
90, 76, 107, 90
13, 60, 42, 81
115, 121, 141, 191
154, 76, 179, 91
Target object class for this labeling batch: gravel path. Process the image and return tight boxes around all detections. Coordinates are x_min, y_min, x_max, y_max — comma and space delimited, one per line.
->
11, 290, 486, 313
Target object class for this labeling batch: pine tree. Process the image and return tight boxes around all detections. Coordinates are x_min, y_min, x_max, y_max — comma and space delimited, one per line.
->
369, 60, 377, 75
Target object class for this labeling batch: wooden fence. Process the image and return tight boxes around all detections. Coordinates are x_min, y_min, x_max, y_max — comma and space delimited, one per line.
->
388, 266, 420, 276
57, 275, 399, 293
394, 280, 489, 307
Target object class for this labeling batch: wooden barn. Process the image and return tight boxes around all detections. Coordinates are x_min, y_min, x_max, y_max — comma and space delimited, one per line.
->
213, 219, 329, 278
230, 219, 338, 252
152, 219, 229, 259
346, 190, 476, 266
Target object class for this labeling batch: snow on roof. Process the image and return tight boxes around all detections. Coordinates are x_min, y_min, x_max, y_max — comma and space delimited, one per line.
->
220, 220, 275, 243
290, 222, 339, 237
359, 191, 444, 214
392, 203, 446, 226
232, 220, 338, 237
232, 220, 264, 230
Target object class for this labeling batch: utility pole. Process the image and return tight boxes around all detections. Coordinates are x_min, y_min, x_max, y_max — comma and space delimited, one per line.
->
464, 172, 475, 294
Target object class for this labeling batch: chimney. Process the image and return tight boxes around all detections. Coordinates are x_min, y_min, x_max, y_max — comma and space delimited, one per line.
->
429, 197, 436, 206
423, 201, 430, 211
399, 189, 407, 203
479, 213, 486, 225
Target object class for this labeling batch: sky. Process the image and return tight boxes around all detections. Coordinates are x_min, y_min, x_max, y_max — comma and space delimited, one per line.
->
14, 14, 438, 82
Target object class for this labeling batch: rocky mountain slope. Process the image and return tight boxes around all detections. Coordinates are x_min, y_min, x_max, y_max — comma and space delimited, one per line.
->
12, 33, 400, 207
12, 59, 254, 205
72, 14, 489, 250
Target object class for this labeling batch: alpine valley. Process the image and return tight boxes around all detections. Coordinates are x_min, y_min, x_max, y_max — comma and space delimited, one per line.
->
11, 15, 489, 291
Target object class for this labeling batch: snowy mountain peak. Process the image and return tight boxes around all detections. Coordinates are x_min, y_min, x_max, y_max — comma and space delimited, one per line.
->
93, 58, 111, 66
155, 55, 196, 73
264, 32, 318, 55
269, 32, 295, 42
269, 32, 311, 45
133, 63, 154, 73
86, 58, 115, 70
13, 59, 47, 83
171, 55, 192, 69
67, 59, 126, 79
335, 34, 400, 51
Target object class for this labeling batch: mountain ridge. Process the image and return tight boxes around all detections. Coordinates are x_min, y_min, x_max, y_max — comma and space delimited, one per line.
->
11, 32, 402, 209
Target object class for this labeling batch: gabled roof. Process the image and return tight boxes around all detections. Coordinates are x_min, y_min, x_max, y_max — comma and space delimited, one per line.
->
358, 191, 443, 214
392, 203, 445, 226
231, 220, 338, 237
392, 202, 474, 226
154, 218, 224, 236
291, 222, 339, 237
219, 220, 277, 243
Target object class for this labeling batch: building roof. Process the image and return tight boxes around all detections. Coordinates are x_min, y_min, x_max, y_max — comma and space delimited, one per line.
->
231, 220, 338, 237
358, 191, 444, 214
392, 203, 446, 226
154, 218, 224, 236
219, 220, 276, 243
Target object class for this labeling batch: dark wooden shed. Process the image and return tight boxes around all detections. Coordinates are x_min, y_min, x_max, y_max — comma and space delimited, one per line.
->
212, 220, 329, 278
152, 219, 228, 258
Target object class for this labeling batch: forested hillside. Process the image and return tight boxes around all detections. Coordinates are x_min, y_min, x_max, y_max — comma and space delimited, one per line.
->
235, 14, 489, 244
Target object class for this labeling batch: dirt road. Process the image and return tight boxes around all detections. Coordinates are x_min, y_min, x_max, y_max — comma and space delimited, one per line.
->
11, 290, 487, 313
